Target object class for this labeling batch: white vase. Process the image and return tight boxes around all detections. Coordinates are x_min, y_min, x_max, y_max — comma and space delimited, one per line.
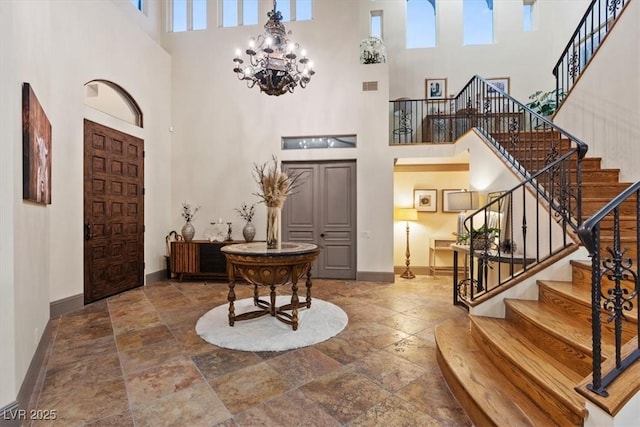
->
181, 221, 195, 242
242, 221, 256, 242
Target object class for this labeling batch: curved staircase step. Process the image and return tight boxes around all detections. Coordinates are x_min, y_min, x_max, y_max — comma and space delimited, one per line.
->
505, 298, 615, 376
471, 316, 587, 425
435, 317, 558, 427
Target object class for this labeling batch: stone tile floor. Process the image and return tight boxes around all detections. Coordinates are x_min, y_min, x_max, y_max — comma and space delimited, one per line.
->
24, 275, 472, 426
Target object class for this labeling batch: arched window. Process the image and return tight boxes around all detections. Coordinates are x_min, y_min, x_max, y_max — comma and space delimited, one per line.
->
407, 0, 436, 49
83, 80, 143, 127
463, 0, 494, 45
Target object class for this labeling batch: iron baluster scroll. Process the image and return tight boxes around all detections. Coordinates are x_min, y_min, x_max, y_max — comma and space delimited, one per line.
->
578, 183, 640, 396
552, 0, 629, 111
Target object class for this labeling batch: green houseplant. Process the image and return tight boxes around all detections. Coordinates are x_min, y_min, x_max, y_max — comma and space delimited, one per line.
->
459, 224, 501, 251
525, 89, 566, 117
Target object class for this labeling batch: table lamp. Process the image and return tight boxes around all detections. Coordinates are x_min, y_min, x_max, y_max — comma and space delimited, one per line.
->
394, 207, 419, 279
447, 191, 479, 244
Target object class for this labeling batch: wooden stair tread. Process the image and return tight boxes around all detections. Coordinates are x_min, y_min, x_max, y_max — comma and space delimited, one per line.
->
575, 337, 640, 416
538, 279, 591, 306
471, 316, 587, 418
505, 299, 616, 358
435, 318, 557, 426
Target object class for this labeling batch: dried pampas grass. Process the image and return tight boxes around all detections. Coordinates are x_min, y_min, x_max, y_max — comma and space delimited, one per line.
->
253, 156, 303, 208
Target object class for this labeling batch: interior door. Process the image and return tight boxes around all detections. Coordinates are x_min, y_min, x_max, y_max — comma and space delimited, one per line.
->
282, 160, 357, 279
83, 119, 144, 303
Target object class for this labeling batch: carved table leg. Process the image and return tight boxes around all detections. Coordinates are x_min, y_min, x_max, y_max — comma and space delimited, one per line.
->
228, 280, 236, 326
291, 279, 299, 331
305, 270, 313, 308
253, 283, 259, 306
269, 284, 276, 316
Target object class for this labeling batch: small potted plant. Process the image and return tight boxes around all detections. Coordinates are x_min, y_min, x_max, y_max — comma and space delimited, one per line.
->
235, 202, 256, 242
359, 36, 386, 64
460, 224, 500, 251
180, 202, 200, 242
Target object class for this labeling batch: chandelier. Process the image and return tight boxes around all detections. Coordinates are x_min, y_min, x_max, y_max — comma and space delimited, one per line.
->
232, 0, 314, 96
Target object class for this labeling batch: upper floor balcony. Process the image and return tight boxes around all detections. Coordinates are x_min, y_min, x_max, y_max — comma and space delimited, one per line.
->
389, 97, 527, 146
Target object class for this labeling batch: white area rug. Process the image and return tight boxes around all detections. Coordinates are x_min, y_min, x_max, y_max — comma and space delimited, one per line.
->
195, 296, 348, 352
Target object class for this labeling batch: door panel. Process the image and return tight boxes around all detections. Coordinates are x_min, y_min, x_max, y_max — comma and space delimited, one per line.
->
283, 161, 356, 279
84, 119, 144, 303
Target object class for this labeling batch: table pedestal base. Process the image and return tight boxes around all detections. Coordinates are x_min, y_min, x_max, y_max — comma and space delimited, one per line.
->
227, 273, 313, 331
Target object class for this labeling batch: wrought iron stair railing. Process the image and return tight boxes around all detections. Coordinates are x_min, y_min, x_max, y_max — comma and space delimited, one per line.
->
552, 0, 629, 111
577, 182, 640, 397
449, 75, 588, 305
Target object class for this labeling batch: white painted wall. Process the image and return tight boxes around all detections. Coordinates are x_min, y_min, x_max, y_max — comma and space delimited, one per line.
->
554, 0, 640, 183
0, 0, 171, 408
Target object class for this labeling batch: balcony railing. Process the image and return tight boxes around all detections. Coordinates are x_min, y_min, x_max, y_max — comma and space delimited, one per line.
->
553, 0, 629, 110
389, 98, 457, 144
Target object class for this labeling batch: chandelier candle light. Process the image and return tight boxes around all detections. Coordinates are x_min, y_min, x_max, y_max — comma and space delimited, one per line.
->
233, 0, 314, 96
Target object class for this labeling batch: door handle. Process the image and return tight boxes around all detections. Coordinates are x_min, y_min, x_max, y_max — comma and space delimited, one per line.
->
84, 222, 92, 240
320, 233, 325, 238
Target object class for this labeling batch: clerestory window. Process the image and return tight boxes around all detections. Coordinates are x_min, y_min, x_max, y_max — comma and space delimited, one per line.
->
370, 10, 383, 39
170, 0, 207, 32
406, 0, 436, 49
523, 0, 535, 31
222, 0, 311, 28
463, 0, 494, 45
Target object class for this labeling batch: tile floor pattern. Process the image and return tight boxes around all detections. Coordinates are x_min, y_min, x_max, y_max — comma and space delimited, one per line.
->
24, 275, 472, 426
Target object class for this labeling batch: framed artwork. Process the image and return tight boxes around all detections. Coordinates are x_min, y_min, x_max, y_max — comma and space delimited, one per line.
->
22, 82, 52, 205
486, 77, 510, 97
414, 189, 437, 212
442, 189, 462, 212
425, 78, 447, 100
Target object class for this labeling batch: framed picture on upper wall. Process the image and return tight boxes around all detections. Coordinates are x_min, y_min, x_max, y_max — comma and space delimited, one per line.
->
414, 189, 437, 212
486, 77, 510, 97
22, 82, 52, 205
425, 78, 447, 100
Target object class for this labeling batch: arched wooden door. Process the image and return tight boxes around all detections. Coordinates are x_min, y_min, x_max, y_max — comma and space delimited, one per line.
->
83, 119, 144, 303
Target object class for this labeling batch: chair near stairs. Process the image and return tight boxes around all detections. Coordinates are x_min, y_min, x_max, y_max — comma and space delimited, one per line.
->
434, 75, 640, 426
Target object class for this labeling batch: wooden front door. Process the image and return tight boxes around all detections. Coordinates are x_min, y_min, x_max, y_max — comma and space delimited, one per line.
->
83, 119, 144, 303
282, 160, 357, 279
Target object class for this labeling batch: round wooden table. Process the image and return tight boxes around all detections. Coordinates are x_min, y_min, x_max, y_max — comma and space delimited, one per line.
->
221, 242, 320, 331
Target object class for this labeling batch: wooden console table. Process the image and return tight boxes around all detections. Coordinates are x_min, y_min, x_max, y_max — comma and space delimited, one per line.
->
429, 237, 457, 276
221, 242, 320, 331
170, 240, 244, 282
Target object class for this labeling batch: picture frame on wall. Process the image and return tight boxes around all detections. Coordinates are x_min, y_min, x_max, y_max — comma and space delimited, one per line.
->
442, 189, 463, 212
425, 78, 447, 100
486, 77, 510, 97
414, 189, 437, 212
22, 82, 52, 205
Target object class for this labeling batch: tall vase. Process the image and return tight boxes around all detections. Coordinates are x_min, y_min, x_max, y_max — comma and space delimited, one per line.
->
181, 221, 195, 242
266, 206, 281, 249
242, 221, 256, 242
